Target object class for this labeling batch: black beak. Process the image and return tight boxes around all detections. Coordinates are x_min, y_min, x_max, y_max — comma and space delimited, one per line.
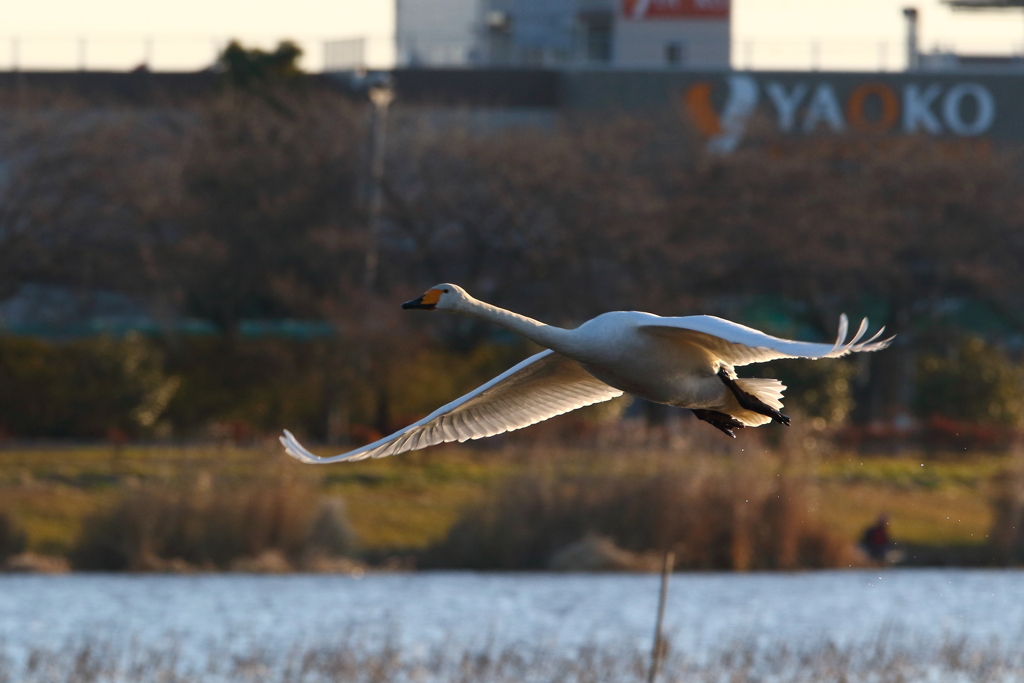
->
402, 296, 435, 310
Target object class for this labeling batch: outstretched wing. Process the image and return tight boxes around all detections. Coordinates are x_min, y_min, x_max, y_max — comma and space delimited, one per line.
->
638, 313, 892, 368
281, 350, 623, 464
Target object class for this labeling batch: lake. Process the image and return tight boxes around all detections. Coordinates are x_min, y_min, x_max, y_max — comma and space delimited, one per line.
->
0, 569, 1020, 669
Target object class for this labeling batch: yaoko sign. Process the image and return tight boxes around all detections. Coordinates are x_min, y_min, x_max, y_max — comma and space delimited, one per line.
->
562, 71, 1024, 152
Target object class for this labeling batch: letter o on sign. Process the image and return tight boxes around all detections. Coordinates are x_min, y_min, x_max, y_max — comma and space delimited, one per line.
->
846, 83, 899, 133
942, 83, 995, 136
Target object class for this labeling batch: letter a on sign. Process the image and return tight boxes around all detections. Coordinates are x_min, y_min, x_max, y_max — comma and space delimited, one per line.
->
802, 84, 846, 133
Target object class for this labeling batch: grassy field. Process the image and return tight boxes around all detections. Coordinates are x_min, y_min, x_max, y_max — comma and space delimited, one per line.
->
0, 437, 1013, 562
1, 442, 513, 556
815, 454, 1001, 547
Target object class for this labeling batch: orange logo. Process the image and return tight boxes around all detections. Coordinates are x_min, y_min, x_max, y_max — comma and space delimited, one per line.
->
683, 75, 758, 153
684, 82, 722, 136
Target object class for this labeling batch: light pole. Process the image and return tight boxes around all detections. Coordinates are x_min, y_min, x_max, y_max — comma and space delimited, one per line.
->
364, 81, 395, 292
902, 7, 919, 71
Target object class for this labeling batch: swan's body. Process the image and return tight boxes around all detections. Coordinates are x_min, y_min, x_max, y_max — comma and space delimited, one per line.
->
281, 284, 892, 463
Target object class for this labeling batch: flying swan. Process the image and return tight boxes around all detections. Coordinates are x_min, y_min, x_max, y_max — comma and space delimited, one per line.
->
281, 284, 891, 463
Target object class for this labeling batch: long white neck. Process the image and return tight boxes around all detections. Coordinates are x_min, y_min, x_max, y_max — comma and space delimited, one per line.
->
459, 297, 575, 354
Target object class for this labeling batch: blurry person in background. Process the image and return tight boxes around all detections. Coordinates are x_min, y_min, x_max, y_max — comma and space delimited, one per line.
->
861, 514, 891, 563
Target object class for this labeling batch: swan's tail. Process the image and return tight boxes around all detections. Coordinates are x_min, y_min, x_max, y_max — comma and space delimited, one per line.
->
732, 378, 786, 427
734, 378, 785, 410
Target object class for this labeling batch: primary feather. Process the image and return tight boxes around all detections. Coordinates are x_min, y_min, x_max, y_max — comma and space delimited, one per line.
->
281, 351, 622, 464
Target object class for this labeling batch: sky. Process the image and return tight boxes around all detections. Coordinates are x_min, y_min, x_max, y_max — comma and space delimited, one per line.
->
2, 0, 1022, 72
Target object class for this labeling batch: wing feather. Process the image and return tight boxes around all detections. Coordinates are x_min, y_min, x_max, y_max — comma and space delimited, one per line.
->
638, 314, 893, 368
280, 350, 623, 464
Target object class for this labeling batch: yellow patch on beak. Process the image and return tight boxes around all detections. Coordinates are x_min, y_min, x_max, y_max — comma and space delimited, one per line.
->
421, 288, 443, 306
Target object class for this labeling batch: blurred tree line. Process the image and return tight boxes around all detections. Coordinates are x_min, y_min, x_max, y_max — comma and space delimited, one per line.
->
0, 54, 1023, 443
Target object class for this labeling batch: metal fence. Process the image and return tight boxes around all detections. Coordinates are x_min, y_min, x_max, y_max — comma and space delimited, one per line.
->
2, 34, 1020, 73
1, 34, 394, 73
324, 38, 367, 71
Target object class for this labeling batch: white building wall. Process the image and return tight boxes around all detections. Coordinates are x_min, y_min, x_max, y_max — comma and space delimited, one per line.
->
396, 0, 480, 66
395, 0, 731, 69
613, 19, 730, 68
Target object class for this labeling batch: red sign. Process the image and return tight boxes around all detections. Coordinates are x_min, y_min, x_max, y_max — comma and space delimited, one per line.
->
622, 0, 729, 19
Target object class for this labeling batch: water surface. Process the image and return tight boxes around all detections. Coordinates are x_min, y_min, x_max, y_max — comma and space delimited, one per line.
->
0, 569, 1019, 664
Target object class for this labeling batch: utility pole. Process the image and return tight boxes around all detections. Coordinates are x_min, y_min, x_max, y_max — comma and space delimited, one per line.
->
364, 80, 394, 292
903, 8, 920, 71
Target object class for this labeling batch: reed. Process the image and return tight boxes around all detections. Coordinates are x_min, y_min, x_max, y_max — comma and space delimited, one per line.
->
3, 634, 1018, 683
0, 508, 26, 561
69, 478, 356, 571
426, 451, 855, 570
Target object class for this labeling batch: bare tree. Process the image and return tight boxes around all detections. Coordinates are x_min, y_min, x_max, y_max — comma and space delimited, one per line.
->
173, 89, 365, 331
3, 84, 1021, 436
380, 114, 684, 330
0, 105, 185, 301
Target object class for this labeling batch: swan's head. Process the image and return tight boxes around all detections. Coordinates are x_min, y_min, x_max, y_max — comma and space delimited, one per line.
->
402, 283, 470, 312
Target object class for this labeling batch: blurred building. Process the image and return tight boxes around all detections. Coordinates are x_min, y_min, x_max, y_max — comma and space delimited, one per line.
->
395, 0, 730, 69
918, 51, 1024, 71
396, 0, 479, 67
904, 3, 1024, 72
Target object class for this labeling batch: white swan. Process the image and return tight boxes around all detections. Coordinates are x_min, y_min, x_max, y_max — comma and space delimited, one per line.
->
281, 284, 892, 463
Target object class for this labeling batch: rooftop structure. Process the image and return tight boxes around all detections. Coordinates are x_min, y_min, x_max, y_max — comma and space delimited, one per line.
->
394, 0, 731, 69
944, 0, 1023, 7
905, 2, 1024, 72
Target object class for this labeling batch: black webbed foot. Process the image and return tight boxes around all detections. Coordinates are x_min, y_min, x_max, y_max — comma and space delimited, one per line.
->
692, 409, 746, 438
716, 368, 791, 426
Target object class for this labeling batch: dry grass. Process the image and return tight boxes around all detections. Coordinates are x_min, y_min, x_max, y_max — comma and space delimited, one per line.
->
0, 442, 522, 557
0, 508, 26, 560
819, 481, 994, 547
814, 451, 1004, 548
69, 477, 355, 571
2, 635, 1020, 683
426, 450, 857, 570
